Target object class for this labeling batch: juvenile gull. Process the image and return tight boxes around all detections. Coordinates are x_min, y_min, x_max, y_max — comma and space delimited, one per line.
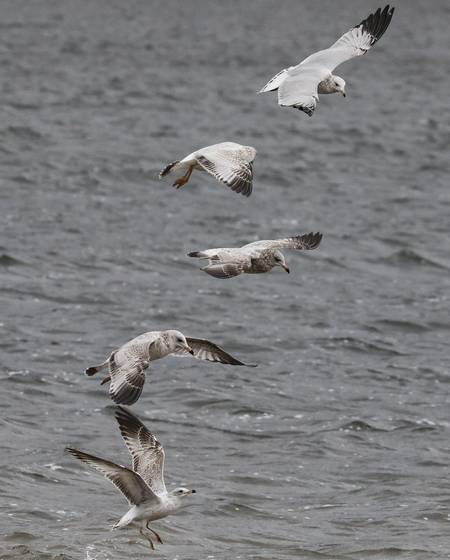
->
86, 329, 255, 405
159, 141, 256, 197
188, 232, 322, 279
258, 5, 395, 116
66, 406, 196, 550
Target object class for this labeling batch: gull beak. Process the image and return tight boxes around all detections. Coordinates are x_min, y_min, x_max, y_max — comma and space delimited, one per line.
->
186, 346, 194, 355
342, 90, 346, 97
281, 264, 290, 274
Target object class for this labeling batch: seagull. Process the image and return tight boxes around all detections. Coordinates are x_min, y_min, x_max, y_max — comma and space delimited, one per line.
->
188, 232, 322, 279
85, 329, 256, 405
258, 5, 395, 116
159, 142, 256, 197
66, 406, 196, 550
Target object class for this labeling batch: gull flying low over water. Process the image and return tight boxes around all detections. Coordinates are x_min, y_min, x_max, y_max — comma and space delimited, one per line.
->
258, 5, 395, 116
86, 329, 255, 405
66, 406, 195, 550
159, 141, 256, 197
188, 232, 322, 279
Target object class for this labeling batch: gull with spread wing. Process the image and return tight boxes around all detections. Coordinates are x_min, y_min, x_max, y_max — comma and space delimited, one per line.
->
85, 329, 255, 405
188, 232, 322, 279
159, 141, 256, 197
258, 5, 395, 116
66, 406, 195, 550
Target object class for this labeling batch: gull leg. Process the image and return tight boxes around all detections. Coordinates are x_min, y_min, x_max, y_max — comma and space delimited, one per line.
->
146, 521, 163, 544
140, 527, 155, 550
173, 166, 193, 189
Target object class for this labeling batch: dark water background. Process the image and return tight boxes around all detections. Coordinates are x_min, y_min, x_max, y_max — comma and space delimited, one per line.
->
1, 0, 450, 558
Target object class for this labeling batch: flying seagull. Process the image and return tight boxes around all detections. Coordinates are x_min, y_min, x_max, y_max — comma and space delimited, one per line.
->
159, 142, 256, 197
66, 406, 196, 550
188, 232, 322, 279
258, 5, 395, 116
86, 329, 256, 405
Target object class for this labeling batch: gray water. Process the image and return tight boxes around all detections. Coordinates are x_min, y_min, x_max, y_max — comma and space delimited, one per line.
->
1, 0, 450, 558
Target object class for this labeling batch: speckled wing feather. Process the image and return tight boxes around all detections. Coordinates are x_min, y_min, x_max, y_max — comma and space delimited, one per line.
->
244, 232, 323, 252
115, 407, 166, 496
195, 148, 254, 197
108, 351, 149, 406
201, 261, 245, 279
65, 447, 157, 505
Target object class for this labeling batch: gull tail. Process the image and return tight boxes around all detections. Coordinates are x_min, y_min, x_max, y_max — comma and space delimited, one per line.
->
85, 361, 108, 376
188, 251, 209, 258
159, 160, 180, 178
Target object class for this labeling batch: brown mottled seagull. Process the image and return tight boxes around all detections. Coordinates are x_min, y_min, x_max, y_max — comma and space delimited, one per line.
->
66, 406, 196, 550
258, 5, 395, 116
86, 329, 256, 405
159, 141, 256, 197
188, 232, 322, 279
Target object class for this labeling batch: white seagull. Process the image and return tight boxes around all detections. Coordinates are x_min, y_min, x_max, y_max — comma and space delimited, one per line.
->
159, 141, 257, 197
188, 232, 322, 279
86, 329, 256, 405
258, 5, 395, 116
66, 406, 196, 550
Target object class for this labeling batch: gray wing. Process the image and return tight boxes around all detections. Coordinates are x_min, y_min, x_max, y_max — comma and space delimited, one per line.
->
177, 337, 255, 366
201, 262, 245, 279
196, 152, 254, 197
186, 337, 254, 367
108, 351, 149, 406
244, 232, 323, 252
66, 447, 157, 506
301, 5, 395, 72
115, 407, 166, 496
277, 65, 322, 115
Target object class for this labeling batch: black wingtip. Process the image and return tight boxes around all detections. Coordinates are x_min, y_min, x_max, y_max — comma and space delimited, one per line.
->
302, 232, 323, 250
85, 366, 98, 376
115, 405, 128, 416
114, 407, 145, 443
359, 5, 395, 45
65, 446, 80, 457
188, 251, 201, 258
115, 405, 140, 426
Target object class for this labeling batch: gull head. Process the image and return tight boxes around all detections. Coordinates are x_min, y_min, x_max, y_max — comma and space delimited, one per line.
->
333, 76, 346, 97
165, 330, 194, 354
272, 250, 290, 273
170, 487, 196, 502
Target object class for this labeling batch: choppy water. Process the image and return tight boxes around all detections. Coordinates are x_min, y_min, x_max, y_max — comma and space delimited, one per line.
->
1, 0, 450, 558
